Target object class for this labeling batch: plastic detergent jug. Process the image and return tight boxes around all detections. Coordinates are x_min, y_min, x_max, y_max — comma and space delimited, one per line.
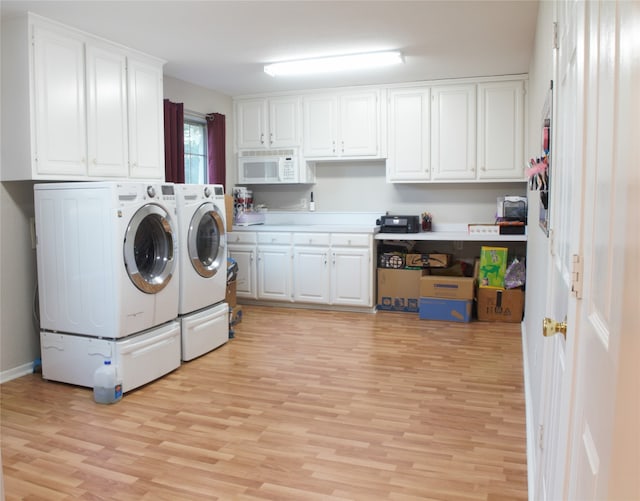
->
93, 360, 123, 404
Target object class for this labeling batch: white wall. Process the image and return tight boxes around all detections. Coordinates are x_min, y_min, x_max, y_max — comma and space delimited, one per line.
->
247, 161, 526, 224
0, 181, 39, 380
523, 0, 555, 489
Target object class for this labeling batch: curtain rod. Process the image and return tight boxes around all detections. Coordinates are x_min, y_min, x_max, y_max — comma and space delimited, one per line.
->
184, 108, 207, 119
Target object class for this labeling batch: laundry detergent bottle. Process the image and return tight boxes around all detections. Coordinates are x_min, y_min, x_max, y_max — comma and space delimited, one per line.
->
93, 360, 123, 404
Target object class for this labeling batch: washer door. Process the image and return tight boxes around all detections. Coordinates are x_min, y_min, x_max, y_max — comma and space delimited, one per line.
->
124, 203, 176, 294
188, 202, 226, 278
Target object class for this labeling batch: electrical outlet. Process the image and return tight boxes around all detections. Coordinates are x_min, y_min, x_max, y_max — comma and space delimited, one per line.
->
300, 198, 308, 209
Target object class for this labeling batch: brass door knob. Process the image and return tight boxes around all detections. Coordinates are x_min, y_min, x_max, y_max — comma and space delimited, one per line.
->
543, 317, 567, 338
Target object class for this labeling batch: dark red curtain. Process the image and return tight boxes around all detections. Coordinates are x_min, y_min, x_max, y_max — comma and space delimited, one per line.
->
163, 99, 184, 183
206, 113, 226, 188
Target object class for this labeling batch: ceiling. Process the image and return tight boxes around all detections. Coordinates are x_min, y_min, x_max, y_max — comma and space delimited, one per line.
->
1, 1, 539, 97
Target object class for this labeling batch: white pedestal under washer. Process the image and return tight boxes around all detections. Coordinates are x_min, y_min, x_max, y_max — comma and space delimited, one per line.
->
175, 184, 229, 361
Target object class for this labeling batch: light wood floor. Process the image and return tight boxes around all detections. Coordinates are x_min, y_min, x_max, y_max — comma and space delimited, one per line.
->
1, 306, 528, 500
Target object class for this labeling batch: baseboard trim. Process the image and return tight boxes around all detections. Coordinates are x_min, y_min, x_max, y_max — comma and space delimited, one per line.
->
521, 321, 537, 501
0, 361, 35, 384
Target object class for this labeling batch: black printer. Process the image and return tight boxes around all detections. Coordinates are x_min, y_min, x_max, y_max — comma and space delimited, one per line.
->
376, 214, 420, 233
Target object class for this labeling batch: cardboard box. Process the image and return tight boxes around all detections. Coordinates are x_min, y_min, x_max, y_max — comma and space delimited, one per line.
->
377, 268, 426, 312
405, 253, 451, 268
419, 297, 472, 322
224, 194, 234, 233
477, 288, 524, 322
419, 275, 475, 300
225, 280, 237, 308
478, 246, 509, 289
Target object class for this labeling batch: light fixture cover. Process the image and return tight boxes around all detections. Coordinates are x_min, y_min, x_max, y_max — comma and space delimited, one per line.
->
264, 51, 403, 77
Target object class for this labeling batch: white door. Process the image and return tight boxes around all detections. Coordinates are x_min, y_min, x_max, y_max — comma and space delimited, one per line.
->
536, 0, 585, 498
431, 84, 476, 181
236, 99, 267, 149
269, 97, 300, 147
32, 24, 86, 176
293, 246, 330, 304
257, 245, 292, 301
476, 80, 525, 181
565, 1, 639, 498
538, 1, 639, 499
127, 57, 164, 180
331, 248, 370, 307
339, 91, 378, 157
387, 88, 431, 182
86, 44, 128, 178
228, 245, 257, 299
303, 94, 338, 157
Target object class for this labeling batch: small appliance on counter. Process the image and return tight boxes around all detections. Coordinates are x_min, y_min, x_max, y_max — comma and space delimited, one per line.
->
376, 214, 420, 233
497, 196, 528, 223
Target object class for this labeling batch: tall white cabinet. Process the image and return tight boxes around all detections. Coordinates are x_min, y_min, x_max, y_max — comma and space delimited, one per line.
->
1, 13, 165, 181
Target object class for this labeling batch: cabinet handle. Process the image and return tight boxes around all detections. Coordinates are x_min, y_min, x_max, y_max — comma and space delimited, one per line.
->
332, 140, 336, 153
270, 132, 273, 144
341, 141, 345, 153
481, 166, 486, 171
260, 133, 265, 144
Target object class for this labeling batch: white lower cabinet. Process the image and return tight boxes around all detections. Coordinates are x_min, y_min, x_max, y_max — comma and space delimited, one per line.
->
228, 232, 258, 299
293, 232, 372, 308
257, 232, 293, 301
230, 230, 374, 308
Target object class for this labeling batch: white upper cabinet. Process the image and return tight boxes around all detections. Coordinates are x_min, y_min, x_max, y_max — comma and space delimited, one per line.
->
127, 57, 165, 180
32, 23, 87, 177
235, 96, 300, 150
303, 90, 380, 159
387, 88, 431, 182
477, 80, 525, 180
388, 78, 526, 184
0, 13, 165, 181
431, 83, 477, 181
86, 44, 128, 178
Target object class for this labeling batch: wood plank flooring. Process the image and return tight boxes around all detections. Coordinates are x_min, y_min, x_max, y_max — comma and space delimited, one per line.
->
1, 306, 528, 500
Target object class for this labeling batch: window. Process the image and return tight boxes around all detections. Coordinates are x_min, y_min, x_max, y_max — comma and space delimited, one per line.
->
184, 118, 207, 183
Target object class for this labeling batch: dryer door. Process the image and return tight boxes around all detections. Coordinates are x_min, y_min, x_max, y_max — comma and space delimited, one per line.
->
124, 203, 177, 294
188, 202, 226, 278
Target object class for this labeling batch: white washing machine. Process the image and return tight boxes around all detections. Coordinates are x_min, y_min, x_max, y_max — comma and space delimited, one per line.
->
34, 181, 181, 390
175, 184, 229, 361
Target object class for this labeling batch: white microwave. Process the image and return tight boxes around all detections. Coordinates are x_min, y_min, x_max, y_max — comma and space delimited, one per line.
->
238, 149, 299, 184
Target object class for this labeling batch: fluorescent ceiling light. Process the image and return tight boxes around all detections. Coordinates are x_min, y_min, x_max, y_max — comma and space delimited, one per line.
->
264, 51, 403, 77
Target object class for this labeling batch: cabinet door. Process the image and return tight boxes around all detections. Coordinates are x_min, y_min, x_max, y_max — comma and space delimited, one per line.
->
431, 84, 476, 181
340, 92, 378, 157
228, 245, 258, 299
236, 99, 268, 149
269, 97, 300, 147
331, 247, 371, 307
32, 24, 86, 176
257, 245, 292, 301
387, 88, 430, 182
293, 246, 330, 303
303, 94, 338, 157
477, 80, 525, 180
127, 57, 164, 180
86, 44, 128, 178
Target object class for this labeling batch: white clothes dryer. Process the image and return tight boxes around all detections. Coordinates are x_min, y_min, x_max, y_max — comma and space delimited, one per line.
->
175, 184, 229, 361
175, 184, 227, 313
34, 181, 180, 339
